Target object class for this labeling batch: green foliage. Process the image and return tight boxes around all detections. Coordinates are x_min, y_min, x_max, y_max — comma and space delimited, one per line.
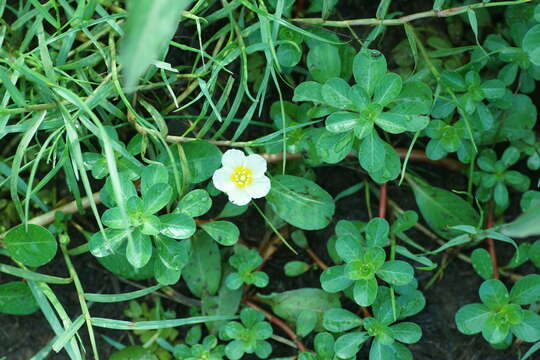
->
4, 224, 57, 267
475, 147, 530, 213
455, 276, 540, 345
173, 335, 225, 360
221, 308, 273, 360
320, 287, 424, 359
293, 49, 432, 182
321, 218, 414, 306
225, 245, 268, 290
0, 281, 39, 315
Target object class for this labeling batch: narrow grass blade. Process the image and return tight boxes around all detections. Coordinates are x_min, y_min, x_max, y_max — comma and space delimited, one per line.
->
91, 315, 237, 330
85, 284, 163, 303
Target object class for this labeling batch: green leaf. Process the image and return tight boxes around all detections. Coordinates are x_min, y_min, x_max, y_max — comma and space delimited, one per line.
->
277, 42, 302, 67
159, 213, 196, 240
258, 288, 339, 333
320, 265, 353, 292
307, 44, 341, 83
100, 174, 138, 209
284, 261, 310, 277
501, 201, 540, 238
201, 221, 240, 246
353, 49, 387, 96
390, 322, 422, 344
176, 189, 212, 217
119, 0, 192, 91
0, 281, 38, 315
323, 308, 362, 332
224, 340, 244, 360
183, 232, 221, 297
335, 234, 362, 263
141, 163, 169, 198
523, 24, 540, 66
183, 140, 222, 184
267, 175, 335, 230
397, 289, 426, 319
334, 332, 368, 359
359, 130, 385, 173
481, 79, 506, 100
102, 208, 130, 229
440, 70, 466, 91
505, 242, 530, 269
4, 224, 57, 267
143, 183, 172, 214
313, 332, 335, 358
97, 245, 155, 280
89, 228, 130, 257
368, 338, 394, 360
316, 131, 354, 164
391, 211, 418, 234
374, 72, 402, 106
353, 277, 378, 306
511, 310, 540, 342
297, 310, 318, 337
479, 279, 509, 310
365, 218, 390, 247
126, 230, 152, 268
530, 239, 540, 268
326, 111, 359, 133
482, 313, 510, 344
322, 78, 352, 109
217, 202, 249, 219
376, 260, 414, 286
455, 303, 491, 335
140, 214, 161, 236
471, 248, 494, 280
155, 236, 191, 270
154, 258, 182, 285
369, 142, 401, 184
467, 9, 480, 47
510, 274, 540, 305
375, 112, 411, 134
410, 179, 480, 239
202, 265, 242, 334
293, 81, 323, 103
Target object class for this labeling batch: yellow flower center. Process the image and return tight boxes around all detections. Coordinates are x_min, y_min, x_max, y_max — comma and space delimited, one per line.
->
230, 166, 253, 188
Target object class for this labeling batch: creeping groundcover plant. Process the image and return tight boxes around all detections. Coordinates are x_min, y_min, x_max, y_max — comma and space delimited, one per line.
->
2, 0, 540, 359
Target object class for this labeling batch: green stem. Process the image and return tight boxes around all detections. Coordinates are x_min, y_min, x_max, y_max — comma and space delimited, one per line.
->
60, 236, 100, 360
292, 0, 530, 27
252, 201, 297, 254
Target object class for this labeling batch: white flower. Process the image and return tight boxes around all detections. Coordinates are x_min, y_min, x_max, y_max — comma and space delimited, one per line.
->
212, 149, 271, 206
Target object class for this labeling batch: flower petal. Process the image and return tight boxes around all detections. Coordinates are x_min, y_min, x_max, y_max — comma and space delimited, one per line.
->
227, 187, 252, 206
222, 149, 246, 169
245, 154, 267, 177
212, 168, 235, 193
246, 176, 271, 198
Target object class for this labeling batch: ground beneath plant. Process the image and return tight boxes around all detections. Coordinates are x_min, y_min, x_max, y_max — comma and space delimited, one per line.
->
1, 163, 535, 360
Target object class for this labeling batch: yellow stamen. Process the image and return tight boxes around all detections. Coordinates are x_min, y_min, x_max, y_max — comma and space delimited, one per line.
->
230, 166, 253, 188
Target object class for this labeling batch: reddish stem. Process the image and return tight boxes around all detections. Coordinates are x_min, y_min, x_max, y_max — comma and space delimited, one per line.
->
306, 247, 328, 270
379, 183, 387, 219
244, 300, 308, 352
486, 203, 499, 279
